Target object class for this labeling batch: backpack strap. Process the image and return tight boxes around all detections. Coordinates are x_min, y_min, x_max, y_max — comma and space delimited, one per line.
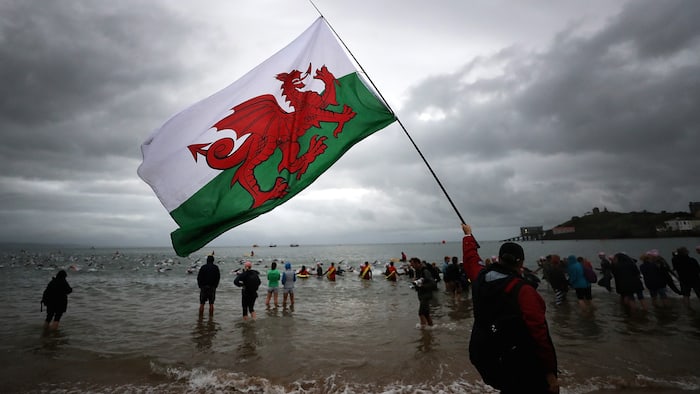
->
503, 277, 527, 311
504, 277, 525, 295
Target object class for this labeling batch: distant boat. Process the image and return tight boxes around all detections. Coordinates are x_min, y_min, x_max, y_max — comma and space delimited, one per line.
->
290, 244, 299, 247
269, 244, 277, 247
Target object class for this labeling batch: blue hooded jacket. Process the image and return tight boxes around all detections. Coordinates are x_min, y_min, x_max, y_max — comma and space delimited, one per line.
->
567, 255, 590, 289
281, 262, 296, 289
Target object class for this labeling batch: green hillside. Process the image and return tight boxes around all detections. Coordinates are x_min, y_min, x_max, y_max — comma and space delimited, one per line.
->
543, 209, 698, 240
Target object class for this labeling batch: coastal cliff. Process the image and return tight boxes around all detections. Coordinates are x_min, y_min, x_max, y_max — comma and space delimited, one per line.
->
542, 209, 700, 240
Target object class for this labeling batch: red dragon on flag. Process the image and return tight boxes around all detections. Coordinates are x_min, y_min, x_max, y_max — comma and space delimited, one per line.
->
188, 64, 356, 209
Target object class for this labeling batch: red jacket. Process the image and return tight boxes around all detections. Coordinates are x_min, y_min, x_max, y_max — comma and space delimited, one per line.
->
462, 235, 557, 375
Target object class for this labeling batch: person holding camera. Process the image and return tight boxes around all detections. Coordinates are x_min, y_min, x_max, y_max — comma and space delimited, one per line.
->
409, 257, 436, 328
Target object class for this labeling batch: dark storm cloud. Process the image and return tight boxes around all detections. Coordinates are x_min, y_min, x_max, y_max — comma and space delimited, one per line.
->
0, 1, 197, 174
403, 0, 700, 157
0, 1, 204, 246
0, 2, 185, 122
1, 0, 698, 248
393, 0, 700, 231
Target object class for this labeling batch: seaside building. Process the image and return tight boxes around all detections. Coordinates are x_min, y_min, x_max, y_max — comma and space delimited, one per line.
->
656, 202, 700, 233
659, 218, 700, 232
519, 226, 544, 241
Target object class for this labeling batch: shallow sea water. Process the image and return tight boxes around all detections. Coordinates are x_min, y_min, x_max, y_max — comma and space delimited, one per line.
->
1, 239, 699, 393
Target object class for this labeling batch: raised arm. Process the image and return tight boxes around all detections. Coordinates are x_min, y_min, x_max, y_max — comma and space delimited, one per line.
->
461, 223, 484, 282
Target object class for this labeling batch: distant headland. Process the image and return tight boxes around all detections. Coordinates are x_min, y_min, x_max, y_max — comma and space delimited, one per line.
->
504, 202, 700, 241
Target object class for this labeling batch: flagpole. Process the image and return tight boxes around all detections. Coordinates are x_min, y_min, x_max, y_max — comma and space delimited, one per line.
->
308, 1, 480, 247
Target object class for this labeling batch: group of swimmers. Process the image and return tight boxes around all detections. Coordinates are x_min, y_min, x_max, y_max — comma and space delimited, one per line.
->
226, 243, 700, 317
535, 245, 700, 311
290, 260, 401, 281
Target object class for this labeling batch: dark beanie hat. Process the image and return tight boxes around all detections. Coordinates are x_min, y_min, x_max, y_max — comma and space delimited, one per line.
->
207, 255, 215, 263
499, 242, 524, 264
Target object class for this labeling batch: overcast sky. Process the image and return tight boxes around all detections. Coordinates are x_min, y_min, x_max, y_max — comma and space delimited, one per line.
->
1, 0, 699, 249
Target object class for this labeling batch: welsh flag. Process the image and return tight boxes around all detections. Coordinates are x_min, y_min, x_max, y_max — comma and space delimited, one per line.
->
138, 17, 396, 256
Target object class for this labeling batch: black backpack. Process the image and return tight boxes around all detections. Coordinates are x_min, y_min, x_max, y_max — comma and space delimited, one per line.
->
469, 277, 537, 390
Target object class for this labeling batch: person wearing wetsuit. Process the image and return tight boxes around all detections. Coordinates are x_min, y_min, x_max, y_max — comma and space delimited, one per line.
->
359, 262, 372, 280
612, 253, 648, 310
234, 262, 259, 320
672, 246, 700, 307
385, 262, 398, 281
640, 250, 669, 306
443, 257, 461, 300
324, 263, 337, 281
409, 257, 435, 327
597, 252, 614, 292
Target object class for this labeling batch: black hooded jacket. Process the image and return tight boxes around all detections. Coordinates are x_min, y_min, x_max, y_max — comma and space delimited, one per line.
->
42, 274, 72, 313
197, 262, 221, 289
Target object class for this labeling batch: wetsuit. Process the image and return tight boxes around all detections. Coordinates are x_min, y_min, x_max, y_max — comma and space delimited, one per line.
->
640, 259, 668, 298
234, 269, 259, 317
360, 264, 372, 280
415, 266, 434, 319
672, 253, 700, 298
386, 265, 398, 281
326, 266, 336, 281
611, 253, 645, 300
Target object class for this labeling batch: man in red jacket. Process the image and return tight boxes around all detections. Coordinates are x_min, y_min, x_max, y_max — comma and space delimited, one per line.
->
461, 223, 559, 393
